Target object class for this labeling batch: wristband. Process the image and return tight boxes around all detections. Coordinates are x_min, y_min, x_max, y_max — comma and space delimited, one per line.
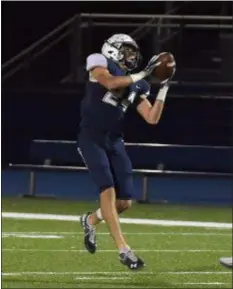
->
130, 71, 147, 83
156, 84, 169, 102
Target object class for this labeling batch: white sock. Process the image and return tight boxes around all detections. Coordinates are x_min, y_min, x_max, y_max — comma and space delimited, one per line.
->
87, 215, 94, 228
96, 208, 103, 221
119, 246, 131, 254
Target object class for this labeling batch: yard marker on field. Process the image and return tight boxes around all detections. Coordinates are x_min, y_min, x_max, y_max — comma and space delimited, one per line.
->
2, 271, 231, 276
2, 233, 63, 239
181, 282, 232, 285
75, 277, 130, 280
2, 231, 232, 236
2, 212, 232, 229
2, 249, 232, 253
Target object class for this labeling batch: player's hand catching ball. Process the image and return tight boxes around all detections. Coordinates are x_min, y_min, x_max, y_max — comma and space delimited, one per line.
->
153, 52, 176, 85
143, 55, 162, 76
143, 52, 176, 86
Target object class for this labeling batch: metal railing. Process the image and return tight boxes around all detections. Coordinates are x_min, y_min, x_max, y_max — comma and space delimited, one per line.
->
80, 13, 233, 20
2, 15, 77, 82
2, 16, 76, 71
32, 139, 233, 150
8, 138, 232, 199
2, 13, 233, 83
8, 162, 233, 201
80, 22, 232, 29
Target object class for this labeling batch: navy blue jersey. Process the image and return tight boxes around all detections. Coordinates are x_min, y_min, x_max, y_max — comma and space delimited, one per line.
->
80, 53, 150, 134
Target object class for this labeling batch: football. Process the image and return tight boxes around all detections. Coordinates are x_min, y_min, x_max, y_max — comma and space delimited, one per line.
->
153, 52, 176, 81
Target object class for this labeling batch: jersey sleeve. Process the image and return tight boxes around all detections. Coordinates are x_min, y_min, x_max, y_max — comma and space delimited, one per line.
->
139, 80, 150, 99
86, 53, 108, 71
131, 80, 151, 108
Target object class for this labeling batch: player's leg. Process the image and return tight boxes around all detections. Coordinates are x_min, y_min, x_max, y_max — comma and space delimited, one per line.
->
79, 170, 128, 255
85, 144, 135, 227
116, 199, 132, 213
108, 138, 145, 270
99, 186, 129, 251
88, 199, 132, 226
78, 131, 128, 255
87, 151, 133, 227
89, 140, 133, 224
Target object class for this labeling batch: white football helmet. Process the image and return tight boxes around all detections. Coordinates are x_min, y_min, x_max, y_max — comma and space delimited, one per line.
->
101, 34, 141, 71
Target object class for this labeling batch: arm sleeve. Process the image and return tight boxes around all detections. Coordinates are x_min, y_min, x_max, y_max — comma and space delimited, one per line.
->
132, 80, 151, 108
140, 80, 150, 99
86, 53, 108, 71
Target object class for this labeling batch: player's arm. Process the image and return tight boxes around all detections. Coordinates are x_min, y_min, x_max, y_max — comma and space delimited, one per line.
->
136, 84, 169, 125
91, 67, 136, 90
87, 53, 160, 90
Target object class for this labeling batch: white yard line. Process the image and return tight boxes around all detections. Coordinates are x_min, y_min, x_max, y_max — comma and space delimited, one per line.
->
2, 233, 63, 239
181, 282, 232, 285
75, 276, 130, 280
3, 272, 231, 287
2, 231, 232, 236
2, 212, 232, 229
2, 248, 232, 253
119, 285, 232, 288
2, 271, 231, 276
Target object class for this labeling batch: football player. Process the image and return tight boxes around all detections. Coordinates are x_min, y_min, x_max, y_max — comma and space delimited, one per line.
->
78, 34, 175, 270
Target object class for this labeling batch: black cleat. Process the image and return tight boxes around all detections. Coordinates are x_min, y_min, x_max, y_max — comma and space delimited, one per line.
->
119, 250, 145, 270
80, 212, 97, 254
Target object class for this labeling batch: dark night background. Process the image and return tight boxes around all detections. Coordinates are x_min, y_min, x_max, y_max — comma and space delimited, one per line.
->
2, 1, 233, 167
2, 1, 233, 62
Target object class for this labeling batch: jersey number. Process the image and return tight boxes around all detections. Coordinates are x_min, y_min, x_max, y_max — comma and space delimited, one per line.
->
102, 91, 137, 112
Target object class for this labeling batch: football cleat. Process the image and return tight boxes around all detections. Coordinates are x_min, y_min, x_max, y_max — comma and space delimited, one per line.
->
219, 257, 233, 269
80, 212, 97, 254
119, 250, 145, 270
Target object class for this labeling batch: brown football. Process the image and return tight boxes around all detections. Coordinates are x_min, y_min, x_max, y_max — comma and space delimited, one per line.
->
153, 52, 176, 81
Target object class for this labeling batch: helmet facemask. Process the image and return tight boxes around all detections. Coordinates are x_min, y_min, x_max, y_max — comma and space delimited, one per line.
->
103, 40, 141, 72
119, 43, 141, 71
101, 34, 141, 71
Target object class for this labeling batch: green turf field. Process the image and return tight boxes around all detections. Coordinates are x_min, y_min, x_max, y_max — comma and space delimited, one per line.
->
2, 197, 232, 288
